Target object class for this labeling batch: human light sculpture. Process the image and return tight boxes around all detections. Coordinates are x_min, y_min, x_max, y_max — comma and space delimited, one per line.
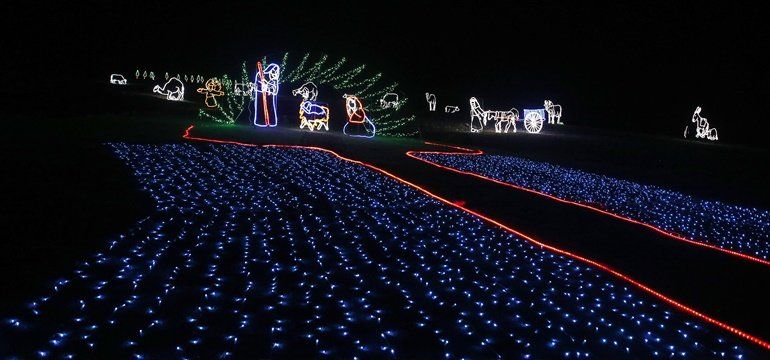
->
425, 92, 437, 111
380, 93, 399, 109
445, 106, 459, 113
469, 97, 518, 133
522, 109, 545, 133
253, 61, 280, 127
544, 100, 563, 124
689, 106, 718, 141
343, 94, 375, 138
149, 71, 155, 80
110, 74, 127, 85
292, 82, 329, 131
153, 77, 185, 101
197, 78, 225, 108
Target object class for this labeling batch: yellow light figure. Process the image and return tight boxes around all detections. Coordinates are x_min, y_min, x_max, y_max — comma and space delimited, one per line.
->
197, 78, 225, 108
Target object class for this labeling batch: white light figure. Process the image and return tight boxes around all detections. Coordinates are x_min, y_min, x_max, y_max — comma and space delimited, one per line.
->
522, 109, 545, 133
380, 93, 399, 109
292, 82, 329, 131
469, 97, 518, 133
253, 61, 280, 127
234, 81, 255, 97
153, 77, 185, 101
689, 106, 718, 141
165, 72, 169, 80
149, 71, 155, 80
143, 71, 148, 79
445, 106, 459, 113
184, 75, 188, 82
544, 100, 563, 124
343, 94, 375, 138
110, 74, 127, 85
197, 78, 225, 108
426, 92, 437, 111
135, 69, 140, 79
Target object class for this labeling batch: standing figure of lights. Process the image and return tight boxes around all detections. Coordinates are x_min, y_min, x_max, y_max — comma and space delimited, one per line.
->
253, 61, 280, 127
292, 82, 329, 131
197, 78, 225, 108
544, 99, 563, 124
522, 109, 545, 133
687, 106, 718, 141
469, 97, 518, 133
153, 77, 185, 101
425, 92, 437, 111
343, 94, 376, 138
380, 93, 399, 109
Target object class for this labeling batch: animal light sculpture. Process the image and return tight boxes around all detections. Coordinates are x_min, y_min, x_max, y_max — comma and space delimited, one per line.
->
197, 78, 225, 108
522, 109, 545, 133
689, 106, 718, 141
469, 97, 518, 133
544, 100, 563, 124
234, 81, 255, 97
253, 61, 280, 127
425, 92, 437, 111
153, 77, 185, 101
292, 82, 329, 131
380, 93, 399, 109
445, 106, 459, 113
110, 74, 127, 85
343, 94, 375, 138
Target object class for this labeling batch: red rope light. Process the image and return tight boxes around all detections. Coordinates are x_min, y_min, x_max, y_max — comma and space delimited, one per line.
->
181, 124, 770, 351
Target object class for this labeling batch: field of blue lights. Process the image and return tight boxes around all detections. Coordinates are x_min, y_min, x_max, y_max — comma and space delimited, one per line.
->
414, 153, 770, 261
4, 143, 756, 358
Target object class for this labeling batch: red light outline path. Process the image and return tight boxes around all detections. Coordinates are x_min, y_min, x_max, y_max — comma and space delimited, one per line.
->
182, 125, 770, 351
406, 141, 770, 268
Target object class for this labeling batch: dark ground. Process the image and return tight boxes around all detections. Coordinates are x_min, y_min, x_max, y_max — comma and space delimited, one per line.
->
1, 84, 769, 348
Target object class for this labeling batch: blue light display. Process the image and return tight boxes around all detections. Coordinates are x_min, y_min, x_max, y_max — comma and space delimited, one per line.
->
2, 144, 758, 358
414, 152, 770, 261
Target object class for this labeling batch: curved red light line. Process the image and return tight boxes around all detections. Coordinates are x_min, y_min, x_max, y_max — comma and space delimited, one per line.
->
181, 124, 770, 351
407, 141, 770, 268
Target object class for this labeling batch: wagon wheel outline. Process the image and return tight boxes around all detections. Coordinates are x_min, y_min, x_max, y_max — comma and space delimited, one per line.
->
524, 112, 544, 133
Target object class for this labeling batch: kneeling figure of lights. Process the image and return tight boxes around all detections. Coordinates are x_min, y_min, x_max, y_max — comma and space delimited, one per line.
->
292, 82, 329, 131
687, 106, 718, 141
343, 94, 375, 138
469, 97, 518, 133
197, 78, 225, 108
153, 77, 185, 101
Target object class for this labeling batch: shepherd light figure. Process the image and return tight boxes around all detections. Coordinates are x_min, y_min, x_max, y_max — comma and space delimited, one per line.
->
253, 61, 280, 127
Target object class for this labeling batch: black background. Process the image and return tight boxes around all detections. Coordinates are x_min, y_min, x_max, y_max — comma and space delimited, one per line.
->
2, 1, 768, 147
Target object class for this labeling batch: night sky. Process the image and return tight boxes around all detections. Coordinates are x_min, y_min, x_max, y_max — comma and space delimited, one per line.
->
3, 1, 768, 146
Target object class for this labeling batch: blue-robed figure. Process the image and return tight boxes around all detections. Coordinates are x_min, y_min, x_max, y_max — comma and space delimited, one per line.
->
254, 61, 280, 127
